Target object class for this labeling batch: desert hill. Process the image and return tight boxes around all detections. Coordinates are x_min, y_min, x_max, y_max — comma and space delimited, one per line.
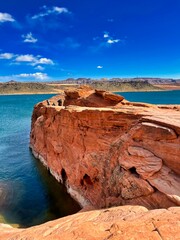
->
0, 81, 59, 94
1, 77, 180, 94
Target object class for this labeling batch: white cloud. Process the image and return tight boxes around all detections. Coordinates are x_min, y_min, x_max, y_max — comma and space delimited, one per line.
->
97, 65, 103, 69
0, 12, 15, 23
104, 33, 109, 38
32, 6, 69, 19
16, 72, 48, 80
53, 7, 69, 14
107, 39, 120, 44
0, 52, 54, 68
22, 32, 38, 43
100, 32, 121, 46
15, 54, 37, 63
15, 54, 54, 66
37, 58, 54, 65
0, 72, 48, 82
0, 53, 14, 59
35, 65, 45, 71
90, 32, 121, 52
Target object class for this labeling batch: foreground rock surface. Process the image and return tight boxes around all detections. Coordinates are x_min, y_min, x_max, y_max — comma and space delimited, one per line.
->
30, 87, 180, 209
0, 205, 180, 240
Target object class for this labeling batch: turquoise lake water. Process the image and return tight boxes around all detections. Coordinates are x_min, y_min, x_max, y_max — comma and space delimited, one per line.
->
0, 90, 179, 227
0, 94, 80, 228
116, 90, 180, 104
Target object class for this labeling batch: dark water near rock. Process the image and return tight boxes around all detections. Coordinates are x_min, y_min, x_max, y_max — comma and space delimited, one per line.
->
0, 94, 81, 228
116, 90, 180, 104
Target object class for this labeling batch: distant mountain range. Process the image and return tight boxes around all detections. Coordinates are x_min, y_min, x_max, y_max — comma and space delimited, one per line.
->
0, 78, 179, 94
50, 77, 180, 85
48, 77, 180, 92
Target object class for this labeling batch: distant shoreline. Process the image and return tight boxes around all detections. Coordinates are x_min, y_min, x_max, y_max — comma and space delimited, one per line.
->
0, 80, 180, 95
1, 88, 180, 96
153, 84, 180, 90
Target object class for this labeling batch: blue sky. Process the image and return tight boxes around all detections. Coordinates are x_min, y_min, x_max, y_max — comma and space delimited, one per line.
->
0, 0, 180, 81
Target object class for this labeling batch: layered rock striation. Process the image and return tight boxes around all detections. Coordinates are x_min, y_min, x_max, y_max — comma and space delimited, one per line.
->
30, 87, 180, 209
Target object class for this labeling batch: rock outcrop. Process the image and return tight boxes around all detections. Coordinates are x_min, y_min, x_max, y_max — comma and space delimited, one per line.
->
30, 87, 180, 209
1, 205, 180, 239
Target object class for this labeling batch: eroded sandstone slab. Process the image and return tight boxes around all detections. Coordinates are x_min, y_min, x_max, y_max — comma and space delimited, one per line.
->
30, 87, 180, 209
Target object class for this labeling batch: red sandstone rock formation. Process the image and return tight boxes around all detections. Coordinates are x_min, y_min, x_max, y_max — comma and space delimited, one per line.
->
30, 87, 180, 209
0, 205, 180, 239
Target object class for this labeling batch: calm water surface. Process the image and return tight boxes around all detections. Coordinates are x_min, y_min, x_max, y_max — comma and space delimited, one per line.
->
0, 94, 81, 228
116, 90, 180, 104
0, 91, 179, 227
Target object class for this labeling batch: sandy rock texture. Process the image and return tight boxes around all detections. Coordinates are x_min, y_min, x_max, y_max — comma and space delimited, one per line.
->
0, 205, 180, 240
30, 87, 180, 209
